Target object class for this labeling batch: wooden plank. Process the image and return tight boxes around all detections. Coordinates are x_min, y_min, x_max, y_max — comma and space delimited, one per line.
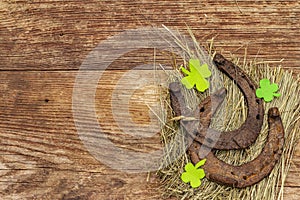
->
0, 70, 299, 199
0, 0, 299, 70
282, 187, 300, 200
0, 70, 164, 199
0, 0, 299, 199
285, 142, 300, 187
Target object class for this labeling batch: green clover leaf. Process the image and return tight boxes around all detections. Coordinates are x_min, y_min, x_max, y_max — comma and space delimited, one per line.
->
180, 59, 212, 92
256, 79, 281, 102
181, 159, 206, 188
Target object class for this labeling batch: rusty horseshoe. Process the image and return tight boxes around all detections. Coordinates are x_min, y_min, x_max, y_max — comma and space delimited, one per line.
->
169, 53, 284, 187
170, 53, 265, 150
188, 107, 284, 188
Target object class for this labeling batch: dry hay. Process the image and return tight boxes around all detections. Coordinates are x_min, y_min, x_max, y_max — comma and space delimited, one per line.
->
155, 28, 300, 200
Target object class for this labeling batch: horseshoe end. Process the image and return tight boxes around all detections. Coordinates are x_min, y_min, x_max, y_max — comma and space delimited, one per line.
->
213, 53, 226, 65
213, 87, 227, 99
268, 107, 280, 118
169, 82, 181, 93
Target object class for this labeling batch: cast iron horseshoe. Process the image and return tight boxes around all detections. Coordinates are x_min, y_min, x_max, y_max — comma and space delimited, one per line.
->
169, 53, 284, 187
188, 107, 284, 188
170, 53, 265, 150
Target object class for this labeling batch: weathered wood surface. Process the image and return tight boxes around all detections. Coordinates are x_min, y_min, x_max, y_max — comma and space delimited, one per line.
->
0, 70, 299, 199
0, 0, 299, 199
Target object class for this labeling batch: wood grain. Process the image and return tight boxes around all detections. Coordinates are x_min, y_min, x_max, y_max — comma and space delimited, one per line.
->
0, 0, 299, 71
0, 0, 299, 199
0, 71, 299, 199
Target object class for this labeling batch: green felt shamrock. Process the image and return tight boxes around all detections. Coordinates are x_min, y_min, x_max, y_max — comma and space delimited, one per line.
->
180, 59, 212, 92
181, 159, 206, 188
256, 79, 281, 102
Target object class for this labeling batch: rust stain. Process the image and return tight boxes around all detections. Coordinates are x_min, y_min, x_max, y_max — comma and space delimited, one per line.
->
169, 54, 284, 188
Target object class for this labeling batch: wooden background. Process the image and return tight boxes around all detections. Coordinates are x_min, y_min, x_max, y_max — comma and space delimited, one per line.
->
0, 0, 299, 199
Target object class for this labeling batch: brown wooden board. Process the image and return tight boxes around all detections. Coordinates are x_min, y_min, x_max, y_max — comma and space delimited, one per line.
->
0, 0, 299, 199
0, 71, 299, 199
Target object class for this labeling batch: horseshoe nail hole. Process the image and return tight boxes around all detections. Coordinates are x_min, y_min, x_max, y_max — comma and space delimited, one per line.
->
231, 171, 235, 175
249, 84, 254, 90
200, 107, 205, 112
44, 99, 50, 103
207, 138, 213, 143
256, 114, 260, 120
193, 129, 198, 135
256, 99, 260, 104
243, 176, 247, 180
59, 33, 64, 37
